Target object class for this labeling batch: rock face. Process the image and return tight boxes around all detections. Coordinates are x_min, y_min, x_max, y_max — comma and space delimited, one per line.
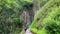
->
33, 0, 40, 15
20, 0, 40, 34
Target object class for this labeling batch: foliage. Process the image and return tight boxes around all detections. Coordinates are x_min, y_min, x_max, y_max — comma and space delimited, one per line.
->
30, 0, 60, 34
37, 28, 47, 34
43, 7, 60, 34
0, 0, 33, 34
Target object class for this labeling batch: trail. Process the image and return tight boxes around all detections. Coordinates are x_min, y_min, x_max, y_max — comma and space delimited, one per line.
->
25, 29, 32, 34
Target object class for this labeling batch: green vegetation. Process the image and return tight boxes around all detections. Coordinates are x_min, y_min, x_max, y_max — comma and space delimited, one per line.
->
0, 0, 60, 34
0, 0, 33, 34
30, 0, 60, 34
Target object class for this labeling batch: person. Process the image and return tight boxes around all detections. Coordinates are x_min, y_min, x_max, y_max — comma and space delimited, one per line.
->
26, 24, 30, 29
